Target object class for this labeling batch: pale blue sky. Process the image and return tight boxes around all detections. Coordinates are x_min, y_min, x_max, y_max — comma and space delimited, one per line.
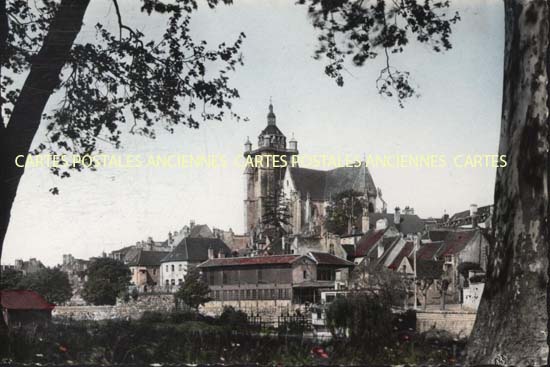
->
3, 0, 504, 266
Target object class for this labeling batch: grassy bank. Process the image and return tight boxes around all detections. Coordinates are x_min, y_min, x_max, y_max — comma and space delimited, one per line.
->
0, 310, 465, 365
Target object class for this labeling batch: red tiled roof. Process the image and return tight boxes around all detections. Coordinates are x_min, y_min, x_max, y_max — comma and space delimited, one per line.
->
388, 241, 414, 270
198, 255, 302, 268
354, 230, 385, 257
308, 252, 355, 267
0, 290, 55, 310
416, 242, 445, 260
439, 230, 477, 256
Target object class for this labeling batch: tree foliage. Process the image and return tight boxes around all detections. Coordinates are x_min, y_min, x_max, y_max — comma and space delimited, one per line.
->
0, 268, 23, 290
17, 267, 72, 304
174, 267, 211, 309
298, 0, 459, 107
325, 292, 394, 359
81, 258, 131, 305
2, 0, 245, 181
261, 182, 291, 253
324, 189, 366, 236
351, 260, 407, 306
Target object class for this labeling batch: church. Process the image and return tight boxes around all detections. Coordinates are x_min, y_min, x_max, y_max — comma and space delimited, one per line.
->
243, 103, 378, 253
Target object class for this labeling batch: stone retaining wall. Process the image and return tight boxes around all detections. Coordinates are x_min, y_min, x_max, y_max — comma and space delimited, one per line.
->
416, 308, 477, 338
53, 293, 175, 321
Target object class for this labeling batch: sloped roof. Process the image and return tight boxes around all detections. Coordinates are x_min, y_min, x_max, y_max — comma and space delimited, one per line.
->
0, 290, 55, 310
354, 229, 385, 257
189, 224, 214, 238
288, 162, 376, 201
375, 236, 401, 264
439, 230, 477, 256
388, 241, 415, 270
199, 254, 303, 268
127, 250, 167, 267
260, 124, 285, 136
308, 252, 355, 267
449, 205, 492, 222
161, 237, 231, 263
425, 230, 450, 242
368, 213, 425, 235
416, 242, 445, 261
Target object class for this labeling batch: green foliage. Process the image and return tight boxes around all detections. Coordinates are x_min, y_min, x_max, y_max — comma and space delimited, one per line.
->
16, 267, 72, 305
0, 268, 23, 290
261, 182, 291, 253
324, 189, 366, 235
325, 292, 394, 359
298, 0, 460, 107
3, 0, 245, 188
81, 258, 130, 305
219, 306, 248, 329
174, 267, 211, 309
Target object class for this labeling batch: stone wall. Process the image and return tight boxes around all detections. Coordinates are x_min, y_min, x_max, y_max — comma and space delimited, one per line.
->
416, 308, 477, 338
52, 293, 175, 321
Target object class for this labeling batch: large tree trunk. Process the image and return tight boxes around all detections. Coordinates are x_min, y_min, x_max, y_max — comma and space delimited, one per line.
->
0, 0, 90, 260
467, 0, 549, 364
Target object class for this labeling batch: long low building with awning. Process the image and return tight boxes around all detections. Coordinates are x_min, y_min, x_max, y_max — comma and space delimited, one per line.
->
197, 252, 354, 315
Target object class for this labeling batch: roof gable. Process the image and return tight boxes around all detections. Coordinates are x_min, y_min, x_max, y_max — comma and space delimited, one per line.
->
354, 229, 385, 257
128, 250, 167, 267
161, 237, 231, 263
0, 290, 55, 310
308, 252, 355, 267
288, 162, 376, 201
439, 230, 477, 256
199, 254, 303, 268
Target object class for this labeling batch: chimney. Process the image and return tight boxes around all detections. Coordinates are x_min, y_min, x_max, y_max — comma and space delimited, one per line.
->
218, 252, 225, 259
208, 247, 214, 259
394, 207, 401, 225
470, 204, 478, 227
362, 211, 370, 233
190, 220, 195, 229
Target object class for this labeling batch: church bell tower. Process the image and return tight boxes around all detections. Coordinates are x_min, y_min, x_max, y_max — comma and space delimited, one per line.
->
243, 102, 298, 236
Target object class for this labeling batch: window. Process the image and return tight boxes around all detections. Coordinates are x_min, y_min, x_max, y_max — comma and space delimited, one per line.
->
152, 269, 156, 275
270, 289, 275, 299
165, 265, 169, 272
240, 289, 245, 299
171, 265, 175, 272
222, 272, 228, 285
258, 269, 263, 283
215, 290, 220, 300
252, 289, 257, 300
278, 289, 283, 299
178, 264, 183, 271
165, 279, 169, 286
284, 288, 289, 299
246, 289, 251, 299
303, 270, 307, 280
223, 290, 228, 300
171, 279, 175, 285
178, 279, 183, 284
209, 272, 215, 285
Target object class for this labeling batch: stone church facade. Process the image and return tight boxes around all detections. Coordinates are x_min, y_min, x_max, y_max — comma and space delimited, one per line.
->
243, 103, 378, 251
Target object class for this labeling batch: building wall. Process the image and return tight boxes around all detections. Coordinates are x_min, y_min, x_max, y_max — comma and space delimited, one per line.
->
416, 309, 477, 338
463, 282, 484, 310
53, 294, 175, 321
130, 265, 160, 289
160, 261, 195, 291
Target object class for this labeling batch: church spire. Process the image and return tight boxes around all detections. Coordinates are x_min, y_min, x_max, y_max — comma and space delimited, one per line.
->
267, 98, 276, 126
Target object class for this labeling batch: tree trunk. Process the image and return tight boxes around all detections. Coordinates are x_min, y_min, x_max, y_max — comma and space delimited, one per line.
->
467, 0, 549, 364
0, 0, 90, 261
